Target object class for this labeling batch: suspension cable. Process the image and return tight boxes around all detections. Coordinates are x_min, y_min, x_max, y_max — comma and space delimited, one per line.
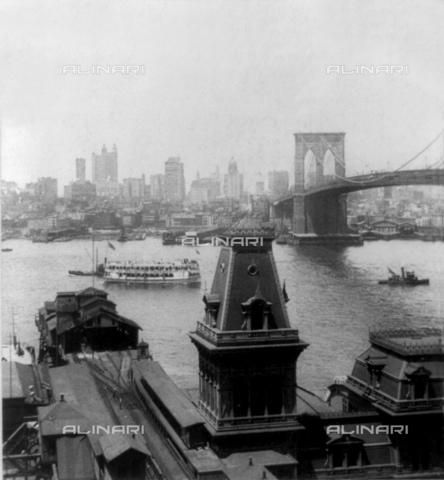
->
334, 129, 444, 184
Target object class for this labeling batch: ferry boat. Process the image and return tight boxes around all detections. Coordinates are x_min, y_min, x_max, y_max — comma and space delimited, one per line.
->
103, 258, 200, 284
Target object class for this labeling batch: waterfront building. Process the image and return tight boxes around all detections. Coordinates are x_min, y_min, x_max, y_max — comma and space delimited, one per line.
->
189, 220, 309, 462
93, 210, 117, 229
326, 328, 444, 475
165, 157, 185, 202
25, 177, 58, 204
37, 364, 150, 479
268, 171, 289, 197
223, 160, 243, 199
75, 157, 86, 182
92, 144, 119, 196
36, 287, 141, 364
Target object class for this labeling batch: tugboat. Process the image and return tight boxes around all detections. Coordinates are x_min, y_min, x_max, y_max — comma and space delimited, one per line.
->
378, 267, 429, 286
162, 231, 184, 245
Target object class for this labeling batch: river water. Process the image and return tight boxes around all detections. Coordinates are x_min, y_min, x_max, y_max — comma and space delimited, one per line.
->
2, 238, 443, 396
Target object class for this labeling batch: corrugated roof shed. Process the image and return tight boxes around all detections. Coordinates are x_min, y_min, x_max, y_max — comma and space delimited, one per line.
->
99, 433, 150, 462
135, 360, 205, 428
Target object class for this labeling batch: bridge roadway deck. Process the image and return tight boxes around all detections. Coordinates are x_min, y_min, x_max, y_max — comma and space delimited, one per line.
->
81, 351, 193, 480
274, 168, 444, 205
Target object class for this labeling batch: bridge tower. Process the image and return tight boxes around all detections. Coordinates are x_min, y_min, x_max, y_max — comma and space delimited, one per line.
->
293, 133, 348, 235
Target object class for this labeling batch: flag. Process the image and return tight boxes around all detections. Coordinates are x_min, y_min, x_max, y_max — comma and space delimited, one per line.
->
283, 280, 289, 303
108, 241, 116, 251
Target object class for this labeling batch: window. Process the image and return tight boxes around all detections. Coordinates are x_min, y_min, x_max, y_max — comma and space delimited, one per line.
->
251, 302, 264, 330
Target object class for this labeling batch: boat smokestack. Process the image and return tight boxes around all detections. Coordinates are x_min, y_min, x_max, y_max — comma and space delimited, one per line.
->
60, 393, 65, 402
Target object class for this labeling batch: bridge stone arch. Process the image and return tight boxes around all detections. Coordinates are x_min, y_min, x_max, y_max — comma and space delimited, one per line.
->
323, 149, 336, 182
294, 133, 346, 193
304, 150, 317, 189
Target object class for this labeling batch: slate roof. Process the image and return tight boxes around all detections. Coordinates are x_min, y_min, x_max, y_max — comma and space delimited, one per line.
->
39, 401, 91, 436
209, 245, 291, 331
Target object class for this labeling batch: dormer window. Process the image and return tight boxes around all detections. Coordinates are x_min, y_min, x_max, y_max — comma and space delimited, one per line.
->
251, 301, 265, 330
203, 294, 221, 328
365, 355, 387, 388
241, 295, 272, 331
405, 365, 431, 400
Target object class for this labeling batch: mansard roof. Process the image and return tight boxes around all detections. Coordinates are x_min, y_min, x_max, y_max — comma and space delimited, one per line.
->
369, 328, 444, 356
208, 223, 291, 332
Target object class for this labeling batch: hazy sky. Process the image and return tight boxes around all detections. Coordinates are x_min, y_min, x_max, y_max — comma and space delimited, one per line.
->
1, 0, 444, 193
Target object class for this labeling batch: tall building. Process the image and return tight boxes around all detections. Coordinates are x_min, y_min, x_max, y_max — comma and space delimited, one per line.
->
150, 174, 165, 200
268, 170, 289, 197
189, 220, 308, 458
256, 181, 265, 195
75, 158, 86, 183
164, 157, 185, 203
64, 181, 96, 202
123, 175, 145, 199
92, 144, 119, 196
224, 160, 243, 199
189, 174, 220, 204
37, 177, 58, 204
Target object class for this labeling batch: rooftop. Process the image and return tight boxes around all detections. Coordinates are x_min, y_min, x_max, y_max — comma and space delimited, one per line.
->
369, 328, 443, 356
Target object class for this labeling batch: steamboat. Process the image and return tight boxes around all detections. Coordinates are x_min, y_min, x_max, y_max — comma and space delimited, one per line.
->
103, 258, 200, 284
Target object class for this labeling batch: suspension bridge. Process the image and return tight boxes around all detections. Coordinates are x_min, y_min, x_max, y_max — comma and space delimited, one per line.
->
272, 130, 444, 244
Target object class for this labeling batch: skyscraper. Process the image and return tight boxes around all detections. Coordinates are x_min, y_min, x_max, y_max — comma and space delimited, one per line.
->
224, 160, 243, 199
150, 174, 165, 200
164, 157, 185, 202
92, 144, 119, 196
75, 158, 86, 183
123, 175, 145, 199
268, 170, 289, 197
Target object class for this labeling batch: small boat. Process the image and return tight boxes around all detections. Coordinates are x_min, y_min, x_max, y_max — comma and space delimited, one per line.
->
162, 231, 184, 245
378, 267, 429, 286
1, 248, 13, 252
103, 258, 200, 284
68, 264, 105, 277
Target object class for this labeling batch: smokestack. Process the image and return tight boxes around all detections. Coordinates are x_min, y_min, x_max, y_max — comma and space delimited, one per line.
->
60, 393, 65, 402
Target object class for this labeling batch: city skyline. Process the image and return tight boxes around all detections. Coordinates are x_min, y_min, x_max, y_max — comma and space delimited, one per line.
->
2, 1, 444, 195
